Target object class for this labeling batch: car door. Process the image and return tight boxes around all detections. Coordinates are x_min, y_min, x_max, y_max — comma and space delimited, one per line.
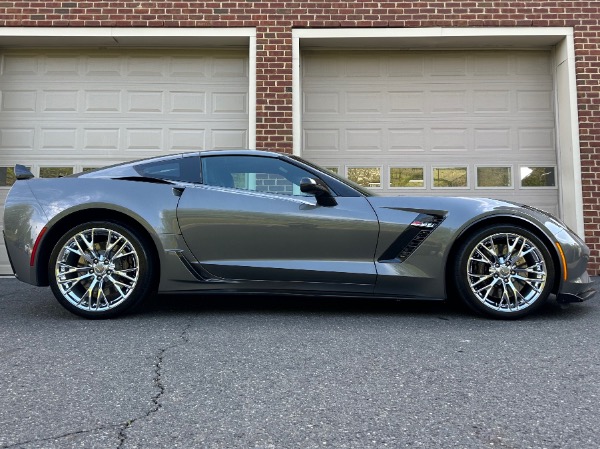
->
176, 154, 380, 293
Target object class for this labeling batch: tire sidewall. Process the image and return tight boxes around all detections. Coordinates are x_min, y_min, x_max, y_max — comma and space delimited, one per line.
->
49, 221, 155, 319
454, 225, 555, 319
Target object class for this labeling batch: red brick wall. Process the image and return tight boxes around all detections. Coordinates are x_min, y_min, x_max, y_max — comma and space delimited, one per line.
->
1, 1, 599, 274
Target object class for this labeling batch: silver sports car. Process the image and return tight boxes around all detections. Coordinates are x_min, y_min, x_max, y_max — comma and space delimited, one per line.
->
3, 150, 596, 319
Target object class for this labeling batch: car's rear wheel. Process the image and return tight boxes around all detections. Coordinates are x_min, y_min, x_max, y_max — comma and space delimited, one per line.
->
49, 221, 155, 319
454, 225, 555, 319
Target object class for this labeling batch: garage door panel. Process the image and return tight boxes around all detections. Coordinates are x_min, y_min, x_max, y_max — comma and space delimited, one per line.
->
212, 55, 248, 78
518, 128, 555, 151
303, 91, 340, 114
389, 91, 425, 114
302, 50, 558, 215
474, 128, 512, 151
345, 129, 383, 151
83, 128, 121, 151
474, 90, 511, 113
1, 90, 37, 112
516, 53, 552, 75
211, 129, 248, 150
0, 128, 35, 150
517, 89, 553, 113
169, 129, 206, 151
303, 129, 340, 152
211, 92, 248, 114
170, 91, 206, 114
84, 90, 122, 112
389, 129, 426, 152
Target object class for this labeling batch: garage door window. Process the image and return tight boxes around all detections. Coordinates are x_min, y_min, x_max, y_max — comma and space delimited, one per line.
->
40, 167, 74, 178
520, 166, 557, 188
390, 167, 425, 188
432, 167, 468, 188
0, 167, 19, 186
347, 167, 381, 189
476, 166, 513, 188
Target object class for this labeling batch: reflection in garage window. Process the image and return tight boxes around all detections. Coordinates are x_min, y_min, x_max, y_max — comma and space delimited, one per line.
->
347, 167, 381, 188
82, 167, 100, 173
324, 167, 339, 174
520, 166, 556, 187
477, 166, 512, 188
390, 167, 424, 188
40, 167, 74, 178
432, 167, 468, 188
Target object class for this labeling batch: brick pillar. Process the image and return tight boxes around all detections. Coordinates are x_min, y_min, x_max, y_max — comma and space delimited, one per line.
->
255, 26, 293, 153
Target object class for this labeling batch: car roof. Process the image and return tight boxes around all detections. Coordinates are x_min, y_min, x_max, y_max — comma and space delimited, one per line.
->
76, 149, 285, 178
196, 149, 282, 158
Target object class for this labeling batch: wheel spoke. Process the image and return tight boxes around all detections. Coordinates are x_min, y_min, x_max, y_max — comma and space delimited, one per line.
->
511, 275, 543, 293
112, 250, 135, 260
58, 272, 94, 284
483, 237, 499, 258
85, 277, 99, 310
78, 232, 94, 253
474, 243, 496, 265
498, 284, 510, 311
112, 270, 138, 282
506, 235, 522, 262
107, 275, 133, 289
507, 280, 529, 306
470, 274, 493, 288
106, 234, 124, 254
57, 262, 89, 276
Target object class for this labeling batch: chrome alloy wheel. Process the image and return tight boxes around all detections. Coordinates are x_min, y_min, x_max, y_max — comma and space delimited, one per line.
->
466, 232, 548, 313
55, 227, 140, 312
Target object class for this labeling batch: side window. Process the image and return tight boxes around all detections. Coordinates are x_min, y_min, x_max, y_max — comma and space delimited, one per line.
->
201, 155, 315, 196
136, 156, 201, 183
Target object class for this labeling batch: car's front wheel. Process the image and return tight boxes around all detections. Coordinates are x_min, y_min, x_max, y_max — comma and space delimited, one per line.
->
454, 225, 555, 319
49, 221, 156, 319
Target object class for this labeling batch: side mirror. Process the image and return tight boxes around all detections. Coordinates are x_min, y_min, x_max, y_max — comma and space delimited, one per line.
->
300, 177, 337, 207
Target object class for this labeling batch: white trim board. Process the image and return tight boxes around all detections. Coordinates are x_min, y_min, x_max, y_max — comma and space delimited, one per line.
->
292, 27, 583, 237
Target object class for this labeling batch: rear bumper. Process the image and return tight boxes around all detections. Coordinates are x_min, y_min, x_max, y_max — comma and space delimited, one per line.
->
3, 230, 16, 276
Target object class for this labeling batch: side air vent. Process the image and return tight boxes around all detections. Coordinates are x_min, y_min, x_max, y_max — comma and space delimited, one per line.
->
378, 214, 445, 263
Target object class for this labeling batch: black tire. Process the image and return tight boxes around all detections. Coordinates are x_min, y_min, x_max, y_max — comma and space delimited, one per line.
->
453, 225, 555, 319
48, 221, 156, 319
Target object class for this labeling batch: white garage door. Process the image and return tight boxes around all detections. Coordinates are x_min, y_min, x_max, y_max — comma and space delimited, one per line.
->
302, 50, 558, 213
0, 48, 249, 274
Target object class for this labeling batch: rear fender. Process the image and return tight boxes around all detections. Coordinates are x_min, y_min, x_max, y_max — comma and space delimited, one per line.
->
3, 181, 49, 284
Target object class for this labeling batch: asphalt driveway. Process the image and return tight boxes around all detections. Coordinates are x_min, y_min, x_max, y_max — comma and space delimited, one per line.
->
1, 277, 599, 449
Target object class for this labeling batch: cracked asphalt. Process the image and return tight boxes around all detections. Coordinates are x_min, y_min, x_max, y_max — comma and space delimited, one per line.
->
1, 277, 599, 449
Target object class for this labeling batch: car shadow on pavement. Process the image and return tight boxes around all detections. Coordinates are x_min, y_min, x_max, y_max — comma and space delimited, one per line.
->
1, 277, 595, 322
138, 291, 594, 322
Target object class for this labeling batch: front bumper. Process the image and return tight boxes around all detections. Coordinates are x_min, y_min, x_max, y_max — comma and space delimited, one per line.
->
556, 273, 597, 304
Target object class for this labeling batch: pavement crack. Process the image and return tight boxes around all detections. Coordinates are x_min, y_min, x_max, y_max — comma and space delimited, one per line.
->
2, 322, 192, 449
1, 424, 122, 448
116, 321, 192, 449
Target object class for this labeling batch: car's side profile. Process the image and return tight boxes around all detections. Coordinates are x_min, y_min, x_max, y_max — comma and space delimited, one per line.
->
2, 150, 596, 319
